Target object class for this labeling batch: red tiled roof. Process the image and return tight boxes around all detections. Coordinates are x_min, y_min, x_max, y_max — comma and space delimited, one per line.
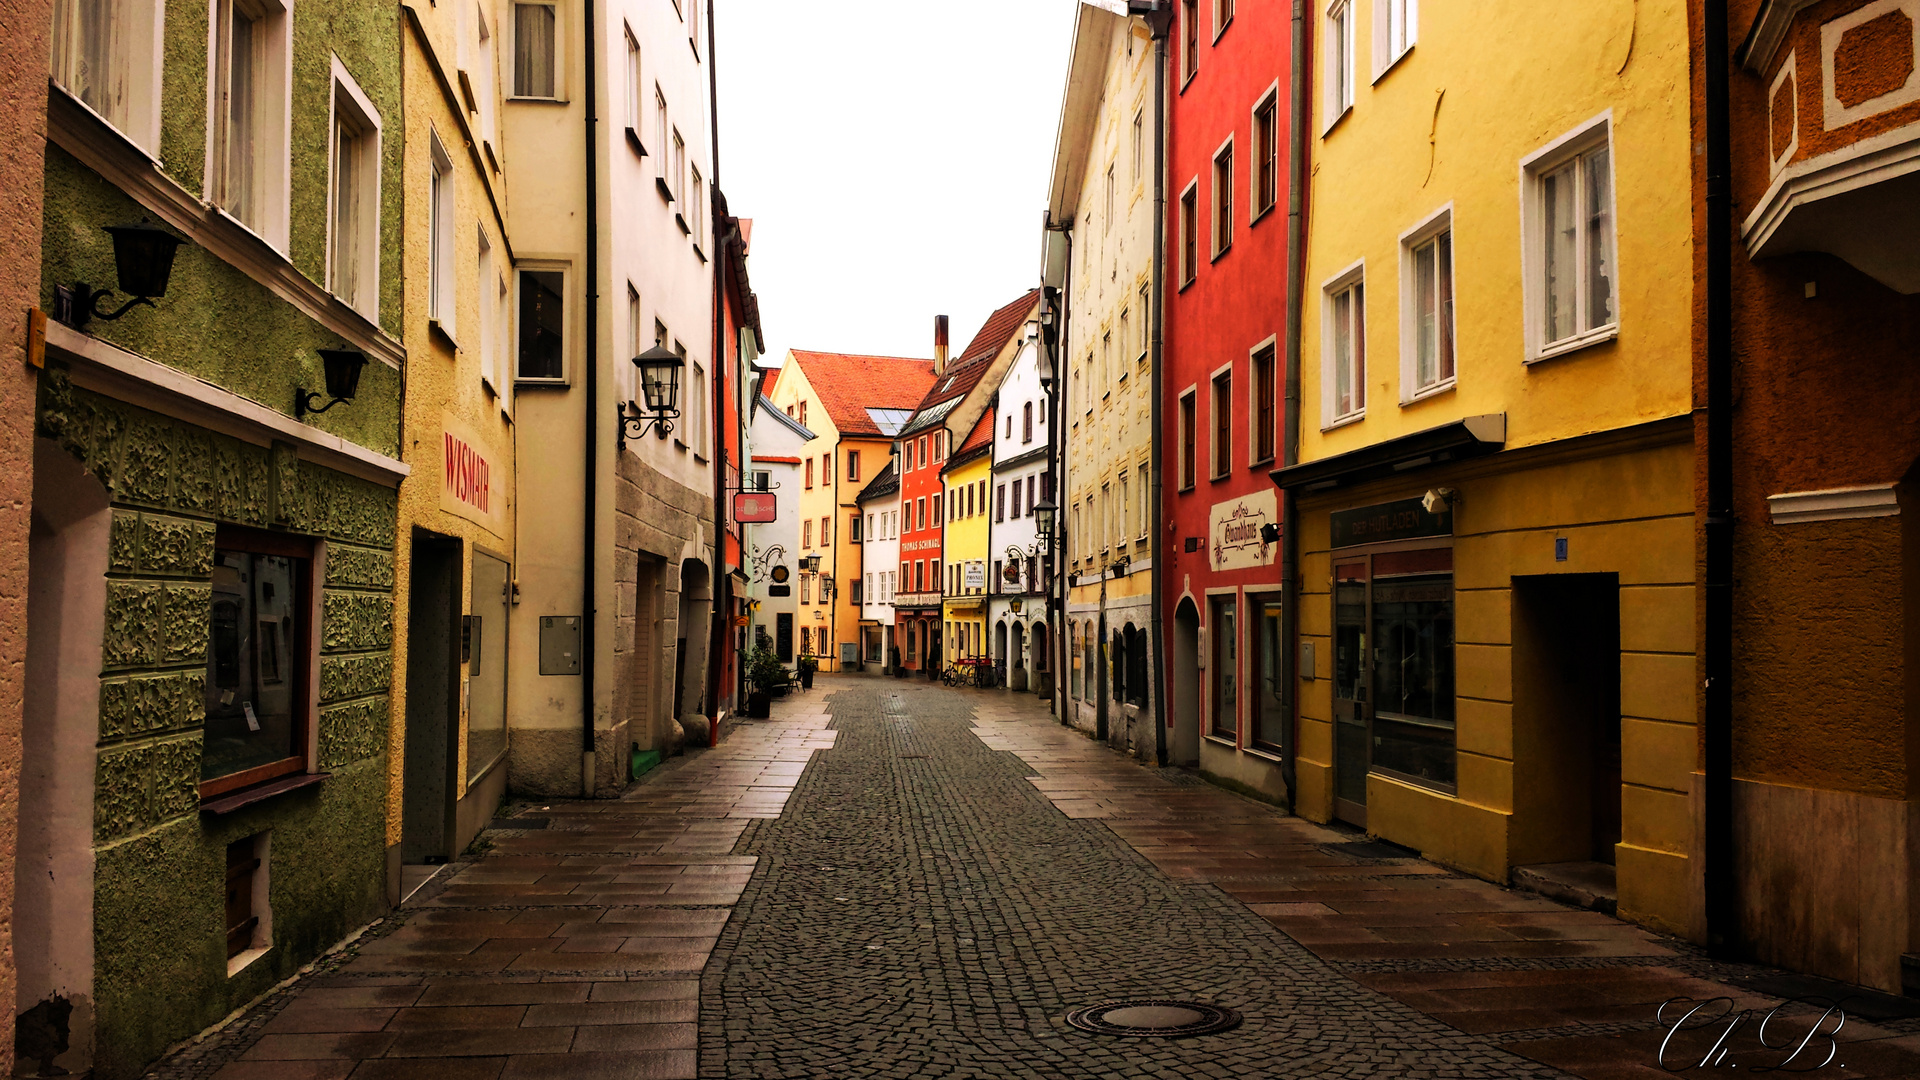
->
905, 290, 1040, 425
954, 407, 995, 459
787, 350, 937, 436
752, 455, 802, 464
757, 364, 780, 396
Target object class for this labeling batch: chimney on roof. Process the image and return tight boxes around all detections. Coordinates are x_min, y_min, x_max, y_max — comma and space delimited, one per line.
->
934, 315, 949, 376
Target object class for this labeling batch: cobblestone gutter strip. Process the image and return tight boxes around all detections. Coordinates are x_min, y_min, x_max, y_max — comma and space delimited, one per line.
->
698, 683, 1563, 1079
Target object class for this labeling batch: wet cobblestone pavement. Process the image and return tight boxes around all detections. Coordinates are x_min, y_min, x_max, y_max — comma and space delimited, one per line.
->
700, 681, 1555, 1079
146, 677, 1920, 1079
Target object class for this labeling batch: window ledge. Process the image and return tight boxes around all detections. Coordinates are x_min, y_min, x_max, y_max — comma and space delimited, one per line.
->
1250, 202, 1277, 228
516, 376, 569, 388
429, 318, 459, 353
1210, 471, 1232, 484
1203, 733, 1238, 749
1401, 379, 1457, 406
1372, 43, 1414, 85
1322, 105, 1352, 138
1213, 15, 1233, 42
1179, 274, 1196, 293
694, 244, 707, 263
1321, 409, 1366, 432
1249, 454, 1276, 470
1212, 240, 1231, 263
625, 126, 650, 158
202, 771, 330, 815
656, 176, 675, 203
1528, 324, 1618, 365
228, 945, 272, 978
508, 95, 570, 105
676, 212, 691, 235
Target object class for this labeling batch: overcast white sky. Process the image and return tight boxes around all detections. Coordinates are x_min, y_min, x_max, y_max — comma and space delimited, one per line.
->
715, 0, 1081, 366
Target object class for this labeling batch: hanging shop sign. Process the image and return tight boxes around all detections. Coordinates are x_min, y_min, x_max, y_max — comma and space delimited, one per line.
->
733, 491, 777, 523
1330, 496, 1453, 549
963, 560, 986, 590
1209, 490, 1279, 572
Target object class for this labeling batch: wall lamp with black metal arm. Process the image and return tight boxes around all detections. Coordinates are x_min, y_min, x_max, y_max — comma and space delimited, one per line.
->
618, 345, 684, 446
296, 347, 368, 420
54, 219, 187, 331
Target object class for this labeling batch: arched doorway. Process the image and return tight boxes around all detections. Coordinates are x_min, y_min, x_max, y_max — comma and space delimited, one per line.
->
994, 620, 1008, 686
1172, 599, 1201, 766
1031, 620, 1051, 699
1009, 620, 1027, 691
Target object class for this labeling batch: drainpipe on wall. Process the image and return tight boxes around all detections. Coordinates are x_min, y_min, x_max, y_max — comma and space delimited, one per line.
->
1045, 218, 1072, 725
1278, 0, 1309, 810
1702, 0, 1736, 959
706, 0, 727, 748
580, 0, 600, 798
1143, 1, 1173, 768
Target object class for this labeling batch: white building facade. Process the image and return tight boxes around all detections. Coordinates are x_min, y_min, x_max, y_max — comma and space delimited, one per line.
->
746, 395, 813, 664
856, 461, 901, 671
988, 341, 1054, 695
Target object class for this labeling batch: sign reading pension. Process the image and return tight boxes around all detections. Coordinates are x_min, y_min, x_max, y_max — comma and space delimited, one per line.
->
1329, 496, 1453, 549
1209, 490, 1278, 571
963, 561, 986, 590
441, 411, 504, 534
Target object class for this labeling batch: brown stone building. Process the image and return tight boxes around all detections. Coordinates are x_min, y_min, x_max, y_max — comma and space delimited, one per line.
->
1700, 0, 1920, 992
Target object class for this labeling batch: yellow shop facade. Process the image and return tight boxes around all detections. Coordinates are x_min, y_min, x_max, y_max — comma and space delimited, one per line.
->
1277, 0, 1697, 935
942, 410, 996, 667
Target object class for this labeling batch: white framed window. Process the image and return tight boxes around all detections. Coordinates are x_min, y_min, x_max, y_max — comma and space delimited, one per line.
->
624, 24, 642, 134
1212, 135, 1234, 258
1119, 471, 1131, 544
511, 1, 559, 99
1323, 0, 1354, 130
1209, 364, 1233, 479
1373, 0, 1416, 78
1131, 109, 1145, 184
1138, 283, 1151, 362
1182, 0, 1199, 83
327, 58, 382, 318
1215, 0, 1235, 40
672, 128, 686, 206
51, 0, 164, 153
1104, 163, 1116, 235
1321, 261, 1367, 426
208, 0, 291, 247
692, 362, 708, 458
515, 263, 568, 382
626, 283, 642, 404
478, 228, 497, 392
1117, 308, 1130, 383
1251, 85, 1280, 221
1137, 462, 1151, 540
1399, 205, 1455, 400
428, 131, 456, 338
690, 164, 705, 248
1178, 179, 1199, 285
655, 87, 670, 188
495, 265, 512, 412
1101, 331, 1112, 395
1521, 115, 1618, 361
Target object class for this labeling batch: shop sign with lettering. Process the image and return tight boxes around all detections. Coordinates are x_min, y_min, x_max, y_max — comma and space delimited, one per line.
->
1330, 496, 1453, 549
1209, 490, 1278, 571
441, 411, 504, 534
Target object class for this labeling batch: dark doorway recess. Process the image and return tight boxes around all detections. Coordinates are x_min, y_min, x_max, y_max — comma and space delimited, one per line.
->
1511, 573, 1622, 868
403, 531, 461, 866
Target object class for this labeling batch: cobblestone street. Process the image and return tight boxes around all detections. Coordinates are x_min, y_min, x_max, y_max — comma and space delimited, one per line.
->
151, 678, 1920, 1080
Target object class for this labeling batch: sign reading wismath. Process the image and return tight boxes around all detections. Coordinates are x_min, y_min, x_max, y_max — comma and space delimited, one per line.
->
440, 411, 505, 534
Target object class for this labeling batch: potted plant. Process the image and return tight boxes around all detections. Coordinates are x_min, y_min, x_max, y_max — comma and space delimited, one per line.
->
746, 645, 783, 718
796, 652, 818, 690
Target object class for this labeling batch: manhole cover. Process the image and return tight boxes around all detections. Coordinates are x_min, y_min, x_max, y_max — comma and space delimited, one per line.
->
1064, 1000, 1242, 1038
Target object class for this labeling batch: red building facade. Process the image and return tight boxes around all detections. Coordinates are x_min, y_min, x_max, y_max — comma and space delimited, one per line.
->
1161, 0, 1295, 803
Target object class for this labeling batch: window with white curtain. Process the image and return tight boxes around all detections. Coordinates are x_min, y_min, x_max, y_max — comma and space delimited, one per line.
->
428, 132, 455, 335
478, 228, 496, 391
625, 25, 642, 132
211, 0, 289, 244
1526, 126, 1618, 359
626, 283, 642, 404
1324, 0, 1354, 129
52, 0, 163, 151
1374, 0, 1416, 75
1402, 215, 1455, 397
512, 1, 557, 98
1323, 270, 1367, 423
328, 63, 382, 317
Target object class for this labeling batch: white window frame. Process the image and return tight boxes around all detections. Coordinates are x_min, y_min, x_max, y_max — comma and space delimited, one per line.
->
691, 163, 706, 251
1211, 133, 1234, 259
205, 0, 292, 251
1248, 333, 1279, 466
51, 0, 166, 155
1250, 82, 1281, 224
1320, 259, 1367, 429
1372, 0, 1416, 81
1398, 204, 1456, 402
1208, 360, 1234, 480
626, 282, 642, 404
1178, 178, 1200, 286
513, 259, 571, 384
326, 57, 383, 319
509, 0, 562, 101
1138, 282, 1151, 363
1215, 0, 1235, 39
624, 23, 643, 138
428, 130, 456, 341
1519, 113, 1620, 363
1323, 0, 1355, 132
478, 227, 498, 393
1131, 108, 1145, 185
672, 127, 687, 207
692, 361, 708, 459
1136, 461, 1151, 541
495, 262, 513, 414
1117, 308, 1130, 384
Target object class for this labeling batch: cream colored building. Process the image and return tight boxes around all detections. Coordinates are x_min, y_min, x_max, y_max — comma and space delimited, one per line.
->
1045, 4, 1158, 756
499, 0, 723, 796
388, 0, 518, 888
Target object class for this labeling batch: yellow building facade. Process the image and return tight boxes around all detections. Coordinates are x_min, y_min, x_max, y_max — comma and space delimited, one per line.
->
1283, 0, 1697, 936
387, 2, 517, 885
942, 411, 996, 668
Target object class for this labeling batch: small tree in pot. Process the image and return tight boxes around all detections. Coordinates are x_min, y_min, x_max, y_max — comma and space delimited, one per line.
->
796, 652, 818, 690
746, 645, 783, 718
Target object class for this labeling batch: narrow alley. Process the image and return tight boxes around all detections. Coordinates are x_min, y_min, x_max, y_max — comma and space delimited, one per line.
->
146, 681, 1920, 1080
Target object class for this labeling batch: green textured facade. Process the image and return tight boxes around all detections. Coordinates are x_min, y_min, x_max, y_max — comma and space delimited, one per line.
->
24, 0, 405, 1074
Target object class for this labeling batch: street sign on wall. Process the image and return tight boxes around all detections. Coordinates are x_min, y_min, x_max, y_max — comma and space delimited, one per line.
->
733, 491, 777, 523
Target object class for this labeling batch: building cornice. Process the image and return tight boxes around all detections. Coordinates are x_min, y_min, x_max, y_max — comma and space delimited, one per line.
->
1768, 483, 1902, 524
1737, 0, 1819, 73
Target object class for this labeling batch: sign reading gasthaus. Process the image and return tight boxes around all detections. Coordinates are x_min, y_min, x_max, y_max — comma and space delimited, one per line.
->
441, 410, 505, 534
1210, 490, 1278, 571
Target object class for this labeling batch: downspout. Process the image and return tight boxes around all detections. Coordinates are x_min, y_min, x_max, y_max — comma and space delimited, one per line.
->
1049, 219, 1073, 724
1702, 0, 1735, 958
1278, 0, 1309, 809
580, 0, 600, 797
706, 0, 727, 747
1146, 3, 1173, 767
